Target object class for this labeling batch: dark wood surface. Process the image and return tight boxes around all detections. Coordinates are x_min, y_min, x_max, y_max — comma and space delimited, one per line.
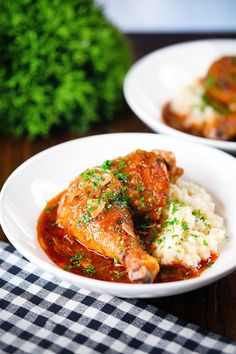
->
1, 33, 236, 341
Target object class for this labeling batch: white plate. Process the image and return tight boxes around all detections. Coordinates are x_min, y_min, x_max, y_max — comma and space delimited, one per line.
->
0, 133, 236, 298
124, 39, 236, 152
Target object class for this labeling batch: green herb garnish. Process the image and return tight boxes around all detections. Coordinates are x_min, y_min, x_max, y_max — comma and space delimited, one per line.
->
202, 94, 231, 115
204, 76, 217, 89
181, 222, 189, 231
83, 265, 96, 275
113, 270, 124, 279
101, 160, 112, 171
136, 186, 145, 192
118, 160, 126, 170
113, 257, 119, 264
157, 237, 165, 244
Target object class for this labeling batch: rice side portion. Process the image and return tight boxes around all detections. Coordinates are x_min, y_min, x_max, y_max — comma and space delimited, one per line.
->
170, 81, 219, 127
152, 181, 225, 267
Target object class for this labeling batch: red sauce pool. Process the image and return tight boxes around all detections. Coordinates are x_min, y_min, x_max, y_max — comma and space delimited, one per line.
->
37, 192, 217, 283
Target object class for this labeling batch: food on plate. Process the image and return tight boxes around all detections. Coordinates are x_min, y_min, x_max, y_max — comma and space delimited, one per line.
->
162, 56, 236, 140
143, 181, 225, 281
57, 166, 159, 284
205, 56, 236, 105
37, 149, 225, 284
106, 149, 183, 221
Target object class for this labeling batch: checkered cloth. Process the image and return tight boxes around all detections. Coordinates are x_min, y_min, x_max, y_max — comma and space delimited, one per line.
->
0, 242, 235, 354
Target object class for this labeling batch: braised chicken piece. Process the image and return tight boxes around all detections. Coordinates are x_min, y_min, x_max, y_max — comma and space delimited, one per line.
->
204, 56, 236, 106
107, 149, 183, 222
57, 167, 159, 283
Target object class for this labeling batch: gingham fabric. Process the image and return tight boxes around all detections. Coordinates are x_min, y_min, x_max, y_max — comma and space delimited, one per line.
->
0, 242, 235, 354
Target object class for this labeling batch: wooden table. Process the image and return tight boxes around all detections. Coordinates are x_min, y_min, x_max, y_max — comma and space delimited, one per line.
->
1, 34, 236, 341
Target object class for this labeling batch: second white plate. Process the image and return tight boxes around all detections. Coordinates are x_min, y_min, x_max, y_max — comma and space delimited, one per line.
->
124, 39, 236, 152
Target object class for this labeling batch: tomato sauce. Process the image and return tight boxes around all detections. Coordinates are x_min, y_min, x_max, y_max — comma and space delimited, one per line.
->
37, 193, 217, 283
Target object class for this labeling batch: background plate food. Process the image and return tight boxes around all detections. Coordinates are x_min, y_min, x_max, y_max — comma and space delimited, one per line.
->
124, 39, 236, 152
0, 133, 236, 298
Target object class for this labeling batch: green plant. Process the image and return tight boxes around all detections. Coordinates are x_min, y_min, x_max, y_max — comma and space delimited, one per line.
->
0, 0, 132, 138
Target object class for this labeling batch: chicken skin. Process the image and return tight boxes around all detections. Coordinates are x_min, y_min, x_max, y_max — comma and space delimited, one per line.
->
204, 56, 236, 106
106, 149, 183, 222
57, 167, 159, 283
57, 149, 182, 283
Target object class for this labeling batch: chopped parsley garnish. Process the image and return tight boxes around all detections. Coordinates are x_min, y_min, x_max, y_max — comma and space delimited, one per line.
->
113, 170, 128, 182
81, 213, 90, 224
113, 257, 119, 264
181, 221, 189, 231
162, 217, 179, 228
83, 265, 96, 275
192, 210, 207, 223
204, 76, 217, 89
203, 240, 209, 246
64, 252, 84, 270
113, 270, 125, 279
101, 160, 112, 171
94, 175, 105, 182
70, 252, 84, 263
118, 160, 126, 170
81, 168, 97, 180
191, 233, 199, 238
169, 201, 179, 214
85, 234, 91, 241
64, 264, 80, 271
207, 261, 214, 268
157, 237, 165, 244
136, 186, 145, 192
92, 182, 99, 190
192, 210, 201, 217
87, 205, 94, 213
202, 94, 231, 115
64, 252, 95, 275
78, 213, 91, 228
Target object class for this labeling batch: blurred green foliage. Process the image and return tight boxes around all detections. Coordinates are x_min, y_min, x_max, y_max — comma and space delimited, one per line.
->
0, 0, 132, 138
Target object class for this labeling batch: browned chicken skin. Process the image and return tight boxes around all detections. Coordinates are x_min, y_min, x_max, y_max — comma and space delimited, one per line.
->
204, 56, 236, 106
57, 149, 182, 283
57, 167, 159, 283
109, 150, 183, 222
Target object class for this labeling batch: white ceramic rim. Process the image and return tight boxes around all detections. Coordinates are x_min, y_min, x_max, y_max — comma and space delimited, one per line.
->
0, 132, 236, 297
124, 39, 236, 152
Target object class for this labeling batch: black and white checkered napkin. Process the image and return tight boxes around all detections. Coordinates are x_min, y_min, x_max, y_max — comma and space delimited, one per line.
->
0, 242, 235, 354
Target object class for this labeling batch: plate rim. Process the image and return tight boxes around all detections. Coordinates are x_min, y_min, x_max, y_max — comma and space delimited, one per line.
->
1, 132, 236, 297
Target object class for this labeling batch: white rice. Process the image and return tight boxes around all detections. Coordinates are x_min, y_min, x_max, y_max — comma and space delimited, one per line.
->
152, 181, 225, 268
170, 81, 219, 128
